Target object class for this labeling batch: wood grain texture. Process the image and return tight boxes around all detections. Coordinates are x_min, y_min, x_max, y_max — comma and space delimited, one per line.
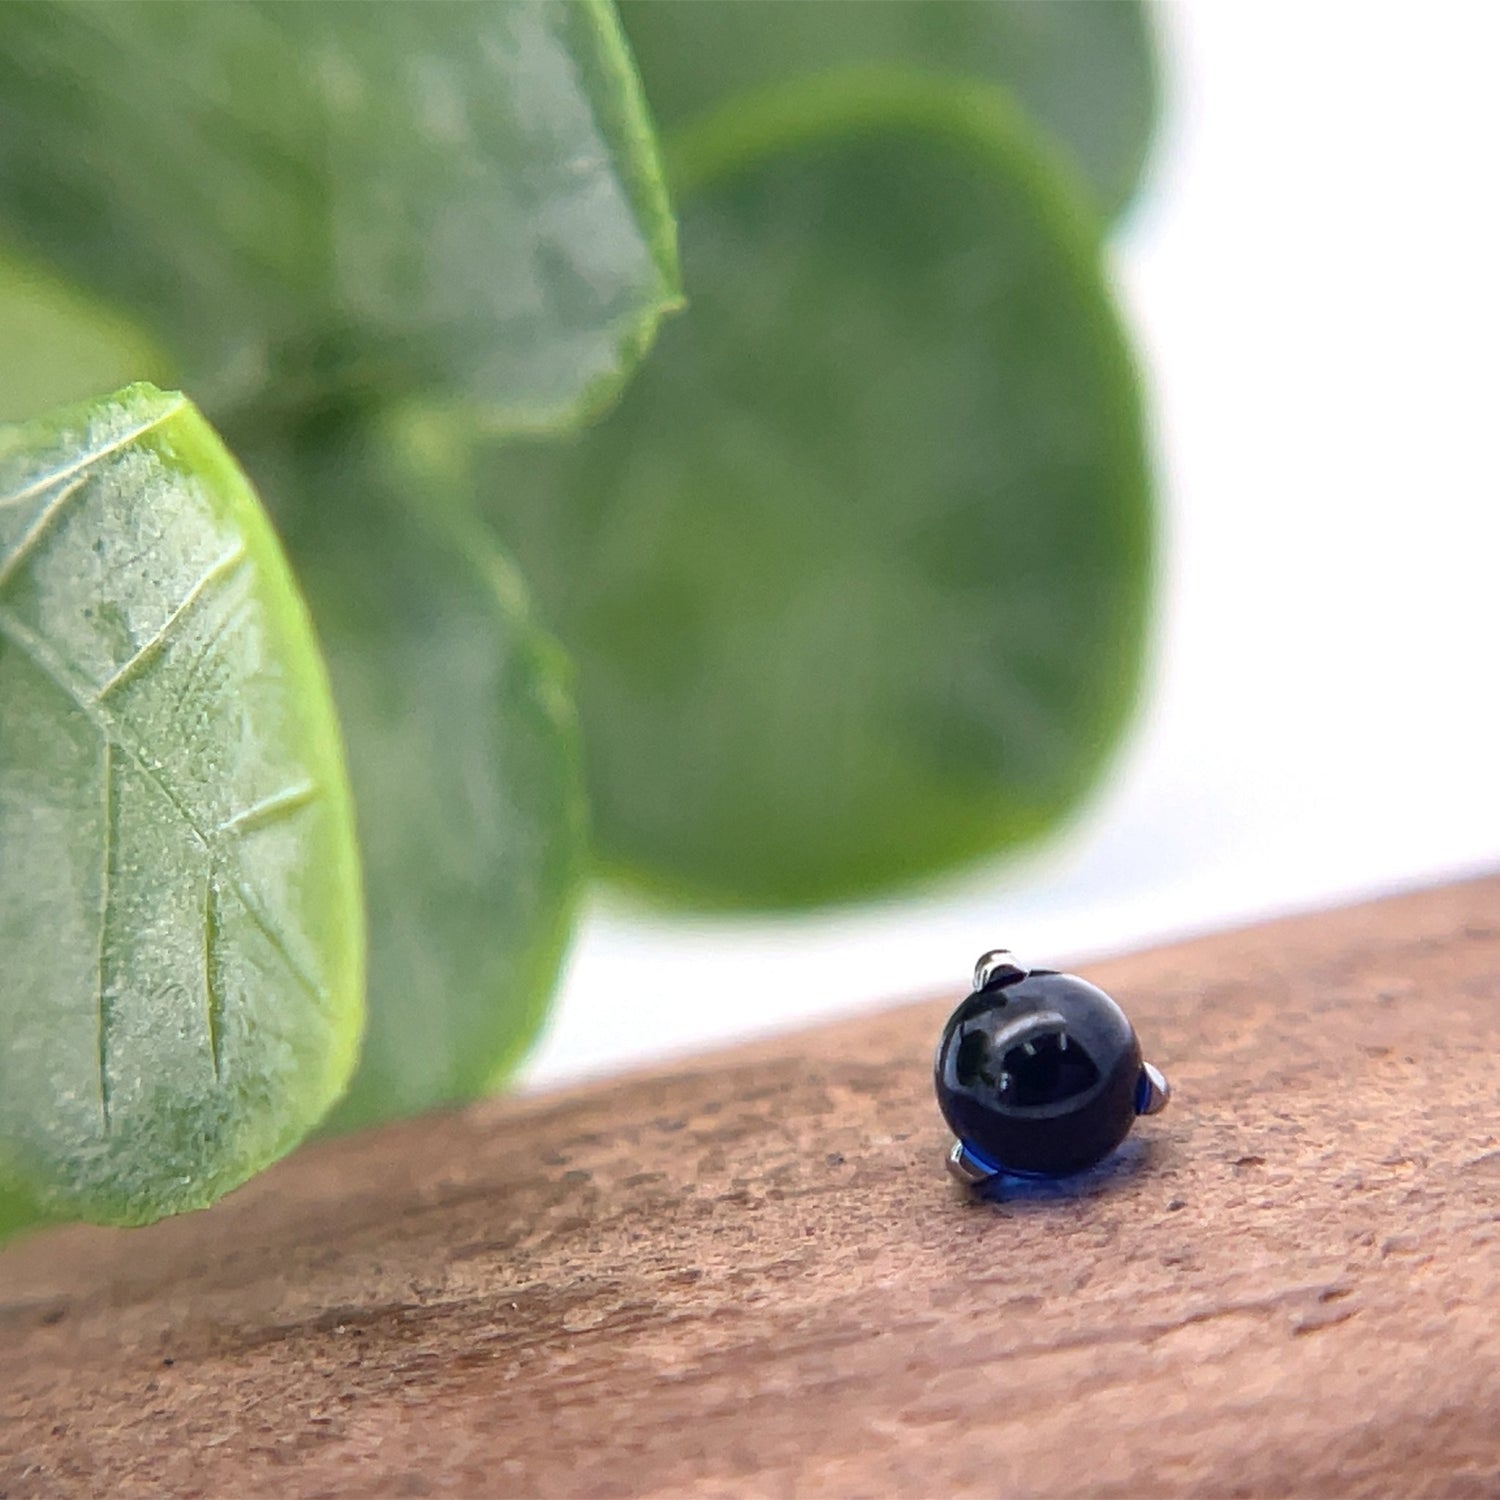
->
3, 876, 1499, 1498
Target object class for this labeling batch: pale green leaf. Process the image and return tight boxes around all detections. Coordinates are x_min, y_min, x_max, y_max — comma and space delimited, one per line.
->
0, 384, 363, 1224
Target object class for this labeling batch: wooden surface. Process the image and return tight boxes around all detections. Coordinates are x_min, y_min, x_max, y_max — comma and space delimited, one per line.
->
2, 877, 1499, 1498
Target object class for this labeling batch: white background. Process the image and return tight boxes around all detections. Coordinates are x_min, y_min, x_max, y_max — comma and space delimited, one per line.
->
523, 1, 1500, 1089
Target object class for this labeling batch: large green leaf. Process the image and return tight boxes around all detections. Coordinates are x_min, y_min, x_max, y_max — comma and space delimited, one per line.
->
0, 385, 363, 1224
0, 0, 680, 427
237, 419, 586, 1131
479, 73, 1154, 908
0, 1181, 45, 1241
618, 0, 1158, 220
0, 250, 170, 426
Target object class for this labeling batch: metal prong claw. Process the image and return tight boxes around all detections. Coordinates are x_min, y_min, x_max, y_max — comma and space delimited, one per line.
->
973, 949, 1029, 991
1136, 1061, 1171, 1116
946, 1138, 998, 1188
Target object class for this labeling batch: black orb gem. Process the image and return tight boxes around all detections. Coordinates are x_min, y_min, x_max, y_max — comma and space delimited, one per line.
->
934, 958, 1165, 1181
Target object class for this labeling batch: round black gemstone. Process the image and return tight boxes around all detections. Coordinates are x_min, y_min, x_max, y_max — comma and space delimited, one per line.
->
934, 969, 1143, 1177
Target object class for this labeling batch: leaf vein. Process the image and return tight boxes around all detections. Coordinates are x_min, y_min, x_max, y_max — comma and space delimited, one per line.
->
204, 875, 224, 1083
94, 545, 249, 702
97, 739, 115, 1135
0, 472, 90, 592
219, 781, 320, 836
0, 399, 187, 513
0, 603, 325, 1016
173, 595, 250, 710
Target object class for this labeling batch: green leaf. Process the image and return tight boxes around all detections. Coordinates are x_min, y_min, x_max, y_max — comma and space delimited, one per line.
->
238, 420, 586, 1131
0, 1181, 46, 1242
619, 0, 1158, 220
0, 384, 363, 1224
478, 72, 1154, 908
0, 249, 170, 426
0, 0, 680, 427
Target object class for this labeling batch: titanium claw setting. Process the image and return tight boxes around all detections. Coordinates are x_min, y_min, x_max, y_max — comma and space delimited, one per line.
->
935, 951, 1171, 1190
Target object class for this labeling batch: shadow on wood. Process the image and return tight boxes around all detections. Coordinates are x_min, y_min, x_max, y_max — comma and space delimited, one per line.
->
3, 877, 1499, 1496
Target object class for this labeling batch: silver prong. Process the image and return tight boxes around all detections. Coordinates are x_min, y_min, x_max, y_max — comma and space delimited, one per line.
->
946, 1138, 997, 1187
1136, 1062, 1171, 1116
1021, 1040, 1037, 1057
973, 949, 1029, 991
1057, 1032, 1068, 1051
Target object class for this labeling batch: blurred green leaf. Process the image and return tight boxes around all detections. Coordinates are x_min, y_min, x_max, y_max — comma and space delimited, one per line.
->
0, 1181, 46, 1242
237, 420, 586, 1131
0, 0, 680, 427
0, 385, 363, 1224
0, 251, 170, 425
479, 72, 1154, 908
619, 0, 1158, 220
